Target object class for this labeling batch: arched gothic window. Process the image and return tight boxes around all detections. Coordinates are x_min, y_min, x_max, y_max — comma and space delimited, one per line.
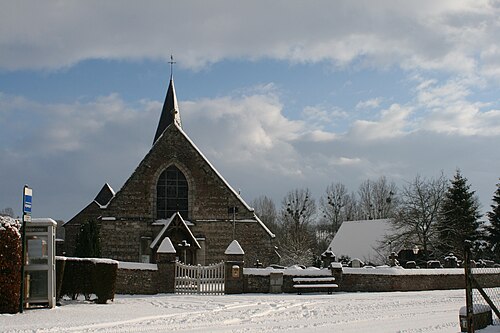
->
156, 165, 188, 219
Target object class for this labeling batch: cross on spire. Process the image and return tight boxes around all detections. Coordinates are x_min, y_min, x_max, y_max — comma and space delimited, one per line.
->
169, 55, 176, 78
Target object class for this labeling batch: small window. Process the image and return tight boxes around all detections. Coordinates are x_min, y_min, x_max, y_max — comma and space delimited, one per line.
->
140, 237, 152, 263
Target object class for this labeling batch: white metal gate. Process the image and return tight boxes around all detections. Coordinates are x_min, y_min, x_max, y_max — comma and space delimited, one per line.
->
175, 261, 225, 295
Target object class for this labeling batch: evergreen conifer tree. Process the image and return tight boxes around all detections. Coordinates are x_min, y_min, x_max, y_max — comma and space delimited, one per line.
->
74, 219, 101, 258
486, 180, 500, 261
437, 170, 482, 258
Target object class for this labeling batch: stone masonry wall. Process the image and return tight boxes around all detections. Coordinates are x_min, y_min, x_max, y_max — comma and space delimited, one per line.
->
243, 269, 500, 293
115, 268, 159, 294
192, 221, 277, 267
106, 125, 256, 221
338, 270, 500, 292
65, 124, 275, 264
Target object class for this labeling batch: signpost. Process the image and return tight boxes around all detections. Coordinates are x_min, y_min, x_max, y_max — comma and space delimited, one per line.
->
19, 185, 32, 313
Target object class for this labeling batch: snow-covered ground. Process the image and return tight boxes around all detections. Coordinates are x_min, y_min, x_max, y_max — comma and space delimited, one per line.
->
1, 290, 498, 333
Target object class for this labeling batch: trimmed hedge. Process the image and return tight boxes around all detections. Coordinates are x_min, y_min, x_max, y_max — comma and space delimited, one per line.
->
55, 258, 66, 301
59, 257, 118, 304
0, 217, 22, 314
92, 262, 118, 304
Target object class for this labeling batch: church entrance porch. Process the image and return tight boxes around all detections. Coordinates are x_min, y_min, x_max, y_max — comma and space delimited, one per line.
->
174, 261, 225, 295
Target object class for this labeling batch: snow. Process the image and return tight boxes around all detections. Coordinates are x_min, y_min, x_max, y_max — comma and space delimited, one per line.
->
60, 257, 119, 265
2, 290, 498, 332
31, 217, 57, 226
293, 284, 338, 288
224, 240, 245, 255
157, 237, 176, 254
343, 266, 465, 275
117, 261, 158, 271
0, 216, 21, 237
244, 266, 333, 276
293, 277, 336, 282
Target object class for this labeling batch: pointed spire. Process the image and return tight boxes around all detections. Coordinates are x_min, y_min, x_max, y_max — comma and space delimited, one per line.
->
153, 57, 181, 144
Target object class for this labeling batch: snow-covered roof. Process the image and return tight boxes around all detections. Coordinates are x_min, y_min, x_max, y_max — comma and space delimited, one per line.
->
327, 219, 394, 265
31, 217, 58, 226
225, 240, 245, 255
150, 212, 201, 250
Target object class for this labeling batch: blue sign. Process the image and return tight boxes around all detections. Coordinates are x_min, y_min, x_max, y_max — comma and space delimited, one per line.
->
23, 187, 32, 214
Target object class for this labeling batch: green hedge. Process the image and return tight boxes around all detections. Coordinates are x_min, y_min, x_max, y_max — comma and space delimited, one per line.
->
59, 257, 118, 304
0, 218, 22, 314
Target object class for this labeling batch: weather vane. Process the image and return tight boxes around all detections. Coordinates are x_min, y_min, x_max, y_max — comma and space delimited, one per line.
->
169, 54, 176, 78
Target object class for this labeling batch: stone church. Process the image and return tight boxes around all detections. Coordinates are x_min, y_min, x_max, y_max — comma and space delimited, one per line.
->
64, 75, 277, 266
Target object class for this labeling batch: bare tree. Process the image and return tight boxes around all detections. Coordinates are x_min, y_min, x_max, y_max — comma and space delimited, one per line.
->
0, 207, 14, 217
343, 192, 361, 221
280, 188, 316, 238
277, 188, 317, 266
386, 174, 447, 261
250, 195, 278, 233
358, 177, 397, 220
320, 183, 348, 234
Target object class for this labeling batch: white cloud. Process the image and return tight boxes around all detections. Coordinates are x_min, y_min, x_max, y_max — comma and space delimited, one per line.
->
356, 98, 383, 110
1, 81, 499, 221
414, 77, 500, 136
2, 0, 500, 79
350, 104, 413, 140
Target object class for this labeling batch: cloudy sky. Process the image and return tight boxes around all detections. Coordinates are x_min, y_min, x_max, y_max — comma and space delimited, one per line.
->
1, 1, 500, 221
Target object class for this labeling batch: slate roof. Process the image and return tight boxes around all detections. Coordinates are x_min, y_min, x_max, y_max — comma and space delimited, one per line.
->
153, 77, 181, 144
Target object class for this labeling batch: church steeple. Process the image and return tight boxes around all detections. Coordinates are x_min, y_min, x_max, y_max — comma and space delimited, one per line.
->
153, 57, 181, 144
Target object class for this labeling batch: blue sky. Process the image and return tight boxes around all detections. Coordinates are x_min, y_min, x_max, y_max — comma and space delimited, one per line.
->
1, 1, 500, 221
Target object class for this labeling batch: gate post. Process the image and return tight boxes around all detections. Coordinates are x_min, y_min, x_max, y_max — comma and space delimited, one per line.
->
156, 237, 177, 293
224, 240, 245, 294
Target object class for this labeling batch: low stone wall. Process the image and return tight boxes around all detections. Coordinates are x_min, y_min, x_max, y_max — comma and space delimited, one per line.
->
244, 274, 269, 293
243, 267, 337, 293
243, 267, 500, 293
115, 262, 159, 295
339, 268, 500, 292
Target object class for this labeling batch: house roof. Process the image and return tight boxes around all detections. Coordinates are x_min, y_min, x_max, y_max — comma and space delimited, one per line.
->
150, 212, 201, 250
327, 219, 394, 264
153, 76, 181, 144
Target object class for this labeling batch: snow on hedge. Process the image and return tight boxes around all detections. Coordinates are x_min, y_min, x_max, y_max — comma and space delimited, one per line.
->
0, 216, 21, 236
58, 256, 119, 265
